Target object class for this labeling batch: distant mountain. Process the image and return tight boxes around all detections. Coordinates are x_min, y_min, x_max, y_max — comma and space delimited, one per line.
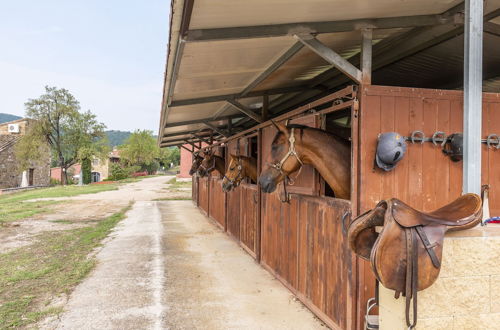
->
0, 113, 22, 124
105, 130, 131, 147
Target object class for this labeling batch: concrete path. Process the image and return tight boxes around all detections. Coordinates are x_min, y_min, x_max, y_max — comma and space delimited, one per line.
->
47, 177, 325, 329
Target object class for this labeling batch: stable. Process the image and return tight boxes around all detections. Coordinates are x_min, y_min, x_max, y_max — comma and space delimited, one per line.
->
159, 1, 500, 329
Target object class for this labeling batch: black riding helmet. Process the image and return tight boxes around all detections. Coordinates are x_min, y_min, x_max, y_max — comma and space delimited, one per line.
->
375, 132, 407, 171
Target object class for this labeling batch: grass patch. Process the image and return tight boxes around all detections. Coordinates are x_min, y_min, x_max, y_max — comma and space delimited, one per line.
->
0, 184, 120, 225
165, 178, 192, 189
154, 197, 192, 201
0, 204, 132, 329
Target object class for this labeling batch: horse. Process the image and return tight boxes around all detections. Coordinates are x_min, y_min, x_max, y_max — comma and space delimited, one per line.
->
222, 154, 257, 192
258, 121, 351, 200
189, 151, 204, 176
198, 150, 226, 178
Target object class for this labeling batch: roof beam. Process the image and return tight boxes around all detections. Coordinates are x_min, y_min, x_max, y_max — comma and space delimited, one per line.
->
226, 99, 264, 123
179, 144, 193, 153
169, 85, 312, 107
163, 114, 244, 128
183, 139, 201, 150
270, 8, 500, 115
484, 21, 500, 37
192, 133, 211, 144
185, 13, 459, 42
204, 122, 229, 137
162, 130, 212, 139
241, 41, 304, 96
294, 34, 362, 83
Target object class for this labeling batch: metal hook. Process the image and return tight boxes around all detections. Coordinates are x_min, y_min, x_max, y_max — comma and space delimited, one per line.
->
487, 134, 500, 149
410, 131, 425, 144
431, 131, 447, 147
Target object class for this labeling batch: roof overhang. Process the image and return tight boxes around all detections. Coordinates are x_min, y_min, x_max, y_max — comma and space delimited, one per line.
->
159, 0, 500, 148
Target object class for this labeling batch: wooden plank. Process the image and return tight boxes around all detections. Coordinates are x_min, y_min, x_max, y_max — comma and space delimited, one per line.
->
379, 96, 396, 200
488, 102, 500, 214
422, 98, 438, 211
436, 99, 451, 206
408, 96, 424, 209
394, 97, 411, 203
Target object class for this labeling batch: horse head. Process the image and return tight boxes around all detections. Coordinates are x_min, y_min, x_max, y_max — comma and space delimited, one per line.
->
259, 121, 305, 193
198, 148, 215, 177
189, 151, 204, 176
222, 154, 244, 192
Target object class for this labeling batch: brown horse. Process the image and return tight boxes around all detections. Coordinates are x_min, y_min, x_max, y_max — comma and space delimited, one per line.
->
222, 154, 257, 192
258, 122, 351, 200
189, 151, 204, 176
198, 151, 226, 178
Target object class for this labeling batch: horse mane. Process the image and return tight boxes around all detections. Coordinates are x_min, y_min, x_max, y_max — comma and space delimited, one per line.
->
271, 124, 350, 145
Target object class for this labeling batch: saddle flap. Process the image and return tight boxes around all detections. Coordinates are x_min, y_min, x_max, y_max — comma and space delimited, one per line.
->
348, 204, 387, 260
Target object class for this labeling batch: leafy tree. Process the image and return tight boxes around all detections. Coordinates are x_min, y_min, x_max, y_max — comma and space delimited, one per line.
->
120, 130, 159, 173
15, 86, 106, 184
159, 147, 180, 167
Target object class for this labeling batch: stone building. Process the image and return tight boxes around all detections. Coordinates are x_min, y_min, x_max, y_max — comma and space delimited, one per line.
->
0, 118, 50, 189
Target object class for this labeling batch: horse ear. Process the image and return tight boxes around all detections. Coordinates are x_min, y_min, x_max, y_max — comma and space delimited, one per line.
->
270, 119, 288, 136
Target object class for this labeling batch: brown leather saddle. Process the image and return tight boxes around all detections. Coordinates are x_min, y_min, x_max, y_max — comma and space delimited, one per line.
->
348, 193, 482, 329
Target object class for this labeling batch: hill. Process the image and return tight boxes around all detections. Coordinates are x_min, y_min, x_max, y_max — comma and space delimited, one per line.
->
105, 130, 131, 147
0, 113, 22, 124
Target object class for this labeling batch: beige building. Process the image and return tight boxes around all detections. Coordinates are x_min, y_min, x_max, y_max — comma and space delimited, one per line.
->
0, 118, 50, 189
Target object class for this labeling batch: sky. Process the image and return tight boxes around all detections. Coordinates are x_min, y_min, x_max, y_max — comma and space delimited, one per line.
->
0, 0, 170, 132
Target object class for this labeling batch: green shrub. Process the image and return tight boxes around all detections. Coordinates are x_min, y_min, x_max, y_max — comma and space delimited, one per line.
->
108, 163, 129, 181
50, 178, 61, 186
82, 158, 91, 184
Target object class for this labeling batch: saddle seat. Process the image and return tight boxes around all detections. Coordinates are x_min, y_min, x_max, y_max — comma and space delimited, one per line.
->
392, 193, 482, 228
348, 193, 482, 328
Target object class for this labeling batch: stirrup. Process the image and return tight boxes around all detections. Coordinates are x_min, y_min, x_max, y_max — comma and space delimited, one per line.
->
365, 297, 379, 330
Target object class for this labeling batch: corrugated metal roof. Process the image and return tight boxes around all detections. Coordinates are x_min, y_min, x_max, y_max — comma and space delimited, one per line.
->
159, 0, 500, 147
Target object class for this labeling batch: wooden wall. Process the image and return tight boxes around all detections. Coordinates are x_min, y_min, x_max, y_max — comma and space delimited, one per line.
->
198, 176, 209, 215
259, 111, 354, 329
356, 85, 500, 326
209, 177, 226, 228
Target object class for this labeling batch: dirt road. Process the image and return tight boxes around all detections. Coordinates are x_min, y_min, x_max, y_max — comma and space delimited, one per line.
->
42, 176, 325, 329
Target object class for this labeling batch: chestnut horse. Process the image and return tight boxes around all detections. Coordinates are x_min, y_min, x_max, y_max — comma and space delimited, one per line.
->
198, 151, 226, 178
189, 151, 204, 176
259, 122, 351, 200
222, 154, 257, 192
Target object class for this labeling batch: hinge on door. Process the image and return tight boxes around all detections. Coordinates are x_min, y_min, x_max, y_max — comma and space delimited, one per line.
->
353, 98, 359, 118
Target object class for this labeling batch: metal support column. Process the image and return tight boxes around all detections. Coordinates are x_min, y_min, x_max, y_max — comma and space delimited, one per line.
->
361, 29, 373, 85
463, 0, 483, 195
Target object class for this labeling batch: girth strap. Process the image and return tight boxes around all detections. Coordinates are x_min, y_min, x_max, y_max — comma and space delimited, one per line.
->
415, 226, 441, 268
405, 228, 418, 329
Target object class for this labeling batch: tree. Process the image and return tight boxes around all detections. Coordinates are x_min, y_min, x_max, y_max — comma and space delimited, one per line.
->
159, 147, 180, 167
16, 86, 106, 184
120, 130, 159, 173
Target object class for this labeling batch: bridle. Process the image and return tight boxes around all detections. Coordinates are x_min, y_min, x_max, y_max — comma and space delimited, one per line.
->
268, 127, 304, 203
223, 157, 244, 189
269, 127, 304, 176
199, 154, 216, 174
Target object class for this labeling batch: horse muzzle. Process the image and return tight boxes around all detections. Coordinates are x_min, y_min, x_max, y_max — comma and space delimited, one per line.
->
222, 181, 233, 192
258, 175, 277, 193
